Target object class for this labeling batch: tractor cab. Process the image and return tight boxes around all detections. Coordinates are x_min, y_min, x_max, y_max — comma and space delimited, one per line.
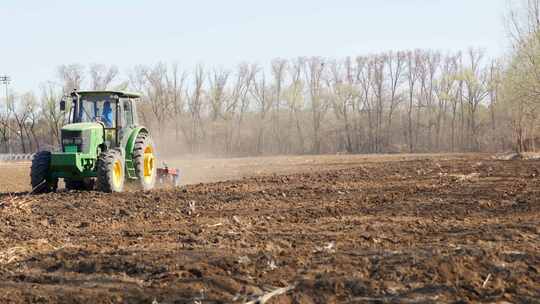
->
62, 91, 140, 149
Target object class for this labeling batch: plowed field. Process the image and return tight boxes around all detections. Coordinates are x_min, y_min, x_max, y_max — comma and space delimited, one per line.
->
0, 154, 539, 303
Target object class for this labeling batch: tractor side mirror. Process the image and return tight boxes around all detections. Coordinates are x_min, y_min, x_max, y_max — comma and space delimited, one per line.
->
59, 99, 66, 111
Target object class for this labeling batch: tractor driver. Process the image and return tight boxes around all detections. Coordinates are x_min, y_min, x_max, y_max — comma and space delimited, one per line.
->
101, 101, 113, 127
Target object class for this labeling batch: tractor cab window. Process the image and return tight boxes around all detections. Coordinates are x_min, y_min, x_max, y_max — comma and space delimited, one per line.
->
76, 97, 116, 128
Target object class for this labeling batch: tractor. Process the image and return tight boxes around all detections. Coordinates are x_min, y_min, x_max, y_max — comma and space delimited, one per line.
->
30, 90, 159, 193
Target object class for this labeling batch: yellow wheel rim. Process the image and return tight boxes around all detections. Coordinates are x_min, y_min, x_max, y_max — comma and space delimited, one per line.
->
143, 146, 155, 183
112, 159, 122, 188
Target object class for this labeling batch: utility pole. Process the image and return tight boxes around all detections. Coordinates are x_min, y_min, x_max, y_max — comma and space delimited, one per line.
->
0, 75, 11, 154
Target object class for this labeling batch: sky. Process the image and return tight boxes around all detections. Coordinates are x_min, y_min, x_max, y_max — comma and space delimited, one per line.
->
0, 0, 509, 92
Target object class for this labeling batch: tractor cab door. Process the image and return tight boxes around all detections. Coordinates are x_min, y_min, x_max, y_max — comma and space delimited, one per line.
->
122, 99, 135, 128
118, 98, 136, 146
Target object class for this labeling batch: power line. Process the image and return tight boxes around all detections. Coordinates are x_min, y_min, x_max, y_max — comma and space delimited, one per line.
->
0, 76, 10, 83
1, 75, 11, 154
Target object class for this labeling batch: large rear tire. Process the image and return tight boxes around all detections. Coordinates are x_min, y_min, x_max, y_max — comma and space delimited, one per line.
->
96, 150, 125, 193
30, 151, 57, 193
132, 133, 157, 191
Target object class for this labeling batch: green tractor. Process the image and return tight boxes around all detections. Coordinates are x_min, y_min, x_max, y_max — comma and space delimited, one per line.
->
31, 90, 157, 193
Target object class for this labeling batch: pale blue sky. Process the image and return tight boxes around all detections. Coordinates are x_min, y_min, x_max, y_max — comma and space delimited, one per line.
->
1, 0, 509, 92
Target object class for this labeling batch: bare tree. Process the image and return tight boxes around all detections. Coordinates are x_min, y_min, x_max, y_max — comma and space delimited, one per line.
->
417, 51, 441, 151
369, 55, 386, 152
285, 58, 306, 153
185, 65, 206, 153
229, 64, 254, 155
487, 59, 504, 151
386, 51, 406, 149
26, 96, 41, 151
463, 49, 489, 151
208, 68, 230, 122
168, 64, 187, 142
58, 64, 85, 93
327, 58, 358, 152
444, 52, 464, 152
405, 51, 420, 152
251, 66, 272, 154
89, 64, 119, 90
434, 53, 459, 151
271, 59, 287, 153
40, 82, 66, 147
356, 56, 374, 152
11, 92, 36, 153
305, 57, 328, 154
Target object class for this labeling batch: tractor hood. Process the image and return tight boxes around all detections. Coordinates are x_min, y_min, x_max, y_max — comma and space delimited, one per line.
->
62, 122, 103, 132
53, 122, 106, 175
59, 122, 105, 155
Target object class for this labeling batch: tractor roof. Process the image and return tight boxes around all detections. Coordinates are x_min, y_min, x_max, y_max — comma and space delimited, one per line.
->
75, 90, 141, 99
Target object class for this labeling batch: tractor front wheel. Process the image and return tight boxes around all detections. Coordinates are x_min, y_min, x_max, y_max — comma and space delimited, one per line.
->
30, 151, 57, 194
96, 150, 125, 193
133, 133, 157, 191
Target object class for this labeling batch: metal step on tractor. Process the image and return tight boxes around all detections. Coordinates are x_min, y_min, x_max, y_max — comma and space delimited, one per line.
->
30, 90, 180, 193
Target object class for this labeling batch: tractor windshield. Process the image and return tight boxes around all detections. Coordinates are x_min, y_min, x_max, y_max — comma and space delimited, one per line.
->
74, 96, 116, 128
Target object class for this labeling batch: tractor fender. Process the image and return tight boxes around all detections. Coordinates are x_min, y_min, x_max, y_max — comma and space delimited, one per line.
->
125, 127, 149, 159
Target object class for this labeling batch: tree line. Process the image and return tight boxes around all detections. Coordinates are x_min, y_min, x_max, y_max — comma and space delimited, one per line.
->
1, 1, 539, 157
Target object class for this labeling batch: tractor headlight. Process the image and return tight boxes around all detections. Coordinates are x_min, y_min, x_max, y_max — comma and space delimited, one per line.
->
62, 137, 82, 145
62, 138, 74, 145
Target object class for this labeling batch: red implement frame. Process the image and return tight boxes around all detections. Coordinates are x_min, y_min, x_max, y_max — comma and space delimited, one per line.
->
156, 166, 181, 187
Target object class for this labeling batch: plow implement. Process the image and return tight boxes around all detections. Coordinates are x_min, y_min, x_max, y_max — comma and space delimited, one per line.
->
156, 164, 181, 187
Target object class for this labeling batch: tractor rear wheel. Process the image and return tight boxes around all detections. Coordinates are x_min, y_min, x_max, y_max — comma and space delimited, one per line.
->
96, 149, 125, 193
30, 151, 57, 193
132, 133, 157, 191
